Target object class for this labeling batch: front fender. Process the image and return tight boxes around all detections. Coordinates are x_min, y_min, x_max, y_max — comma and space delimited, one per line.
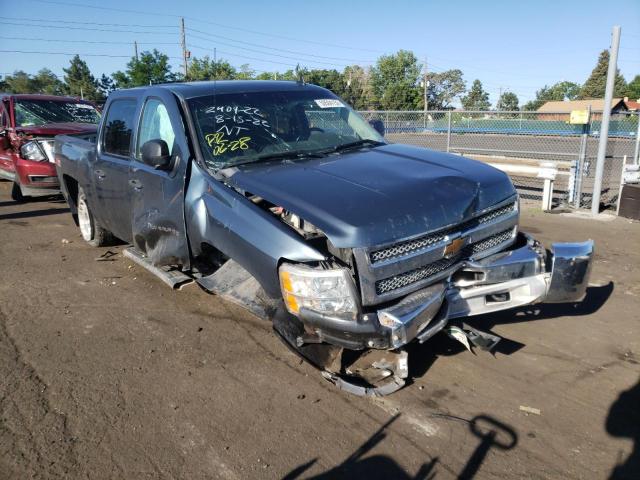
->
185, 163, 326, 298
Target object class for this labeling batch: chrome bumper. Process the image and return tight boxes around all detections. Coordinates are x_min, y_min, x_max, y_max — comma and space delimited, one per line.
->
377, 234, 594, 349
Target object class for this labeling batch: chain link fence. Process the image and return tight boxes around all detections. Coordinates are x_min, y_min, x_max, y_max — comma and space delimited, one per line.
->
358, 110, 639, 210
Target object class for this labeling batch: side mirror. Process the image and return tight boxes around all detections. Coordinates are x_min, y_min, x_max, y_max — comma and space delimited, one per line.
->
141, 139, 172, 170
369, 119, 385, 137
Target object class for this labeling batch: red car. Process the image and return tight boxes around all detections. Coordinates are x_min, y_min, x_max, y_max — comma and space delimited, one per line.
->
0, 93, 100, 201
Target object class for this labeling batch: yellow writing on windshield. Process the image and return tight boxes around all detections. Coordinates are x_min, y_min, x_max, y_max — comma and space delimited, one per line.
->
205, 132, 251, 156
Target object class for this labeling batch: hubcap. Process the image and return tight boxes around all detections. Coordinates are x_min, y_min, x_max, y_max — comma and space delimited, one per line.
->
77, 195, 93, 241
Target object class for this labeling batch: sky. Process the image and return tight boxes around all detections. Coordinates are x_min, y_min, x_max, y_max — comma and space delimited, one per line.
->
1, 0, 640, 106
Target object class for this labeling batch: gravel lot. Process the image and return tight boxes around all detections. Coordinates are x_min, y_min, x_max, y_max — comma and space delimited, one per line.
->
1, 179, 638, 479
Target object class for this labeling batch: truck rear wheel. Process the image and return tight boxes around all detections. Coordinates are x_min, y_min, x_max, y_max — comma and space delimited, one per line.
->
77, 187, 113, 247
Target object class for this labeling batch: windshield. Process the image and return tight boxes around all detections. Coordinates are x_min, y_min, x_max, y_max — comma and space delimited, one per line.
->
14, 99, 101, 127
188, 89, 385, 169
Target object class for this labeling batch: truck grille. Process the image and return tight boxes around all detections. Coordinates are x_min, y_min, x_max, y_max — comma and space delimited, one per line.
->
375, 228, 515, 295
370, 202, 516, 263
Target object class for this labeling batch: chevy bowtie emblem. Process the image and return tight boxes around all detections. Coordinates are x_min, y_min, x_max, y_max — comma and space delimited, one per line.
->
444, 237, 466, 258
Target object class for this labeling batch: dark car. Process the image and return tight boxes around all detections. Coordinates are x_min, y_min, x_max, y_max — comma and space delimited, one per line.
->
0, 93, 99, 201
55, 81, 594, 395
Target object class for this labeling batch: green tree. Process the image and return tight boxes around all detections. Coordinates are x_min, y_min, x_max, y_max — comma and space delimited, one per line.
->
305, 69, 346, 97
423, 69, 466, 110
626, 75, 640, 101
97, 74, 115, 99
342, 65, 374, 110
497, 91, 519, 111
235, 64, 255, 80
113, 50, 176, 88
370, 50, 422, 110
187, 56, 236, 80
4, 71, 36, 93
522, 81, 581, 110
578, 50, 626, 99
255, 71, 277, 80
63, 55, 100, 100
32, 69, 66, 95
461, 79, 490, 110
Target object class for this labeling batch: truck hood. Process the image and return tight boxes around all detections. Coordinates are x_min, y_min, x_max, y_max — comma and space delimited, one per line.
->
227, 144, 516, 248
16, 122, 98, 136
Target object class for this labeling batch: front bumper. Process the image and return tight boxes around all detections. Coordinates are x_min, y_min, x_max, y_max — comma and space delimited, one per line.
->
298, 232, 594, 350
16, 156, 60, 191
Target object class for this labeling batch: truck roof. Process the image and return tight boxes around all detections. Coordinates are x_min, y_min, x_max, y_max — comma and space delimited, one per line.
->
110, 80, 329, 100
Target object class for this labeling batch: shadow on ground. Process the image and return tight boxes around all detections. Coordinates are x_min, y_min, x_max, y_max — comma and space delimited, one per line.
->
0, 194, 66, 208
0, 207, 70, 221
405, 283, 614, 381
283, 413, 518, 479
606, 377, 640, 479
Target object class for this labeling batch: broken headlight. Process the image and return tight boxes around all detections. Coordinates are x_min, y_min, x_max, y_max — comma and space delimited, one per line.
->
279, 263, 358, 318
20, 141, 47, 162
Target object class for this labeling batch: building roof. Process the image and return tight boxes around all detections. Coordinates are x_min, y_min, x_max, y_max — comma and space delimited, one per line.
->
537, 98, 625, 113
624, 99, 640, 111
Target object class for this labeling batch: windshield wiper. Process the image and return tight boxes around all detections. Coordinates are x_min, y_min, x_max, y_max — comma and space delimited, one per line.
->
231, 149, 327, 167
325, 139, 385, 154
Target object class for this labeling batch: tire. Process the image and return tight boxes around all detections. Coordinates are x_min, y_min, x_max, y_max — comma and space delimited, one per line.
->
10, 182, 27, 203
76, 187, 113, 247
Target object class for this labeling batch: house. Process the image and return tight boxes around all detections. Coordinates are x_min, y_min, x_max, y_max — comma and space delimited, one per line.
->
537, 98, 628, 120
623, 97, 640, 112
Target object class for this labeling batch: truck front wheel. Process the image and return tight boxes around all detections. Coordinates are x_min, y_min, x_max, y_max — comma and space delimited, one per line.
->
77, 187, 113, 247
11, 182, 27, 203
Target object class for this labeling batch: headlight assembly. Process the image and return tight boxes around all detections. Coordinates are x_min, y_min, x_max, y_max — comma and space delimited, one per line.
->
20, 141, 47, 162
279, 263, 358, 318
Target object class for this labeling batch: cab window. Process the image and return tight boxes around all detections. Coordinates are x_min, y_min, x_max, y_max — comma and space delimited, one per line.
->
102, 99, 137, 157
136, 98, 176, 158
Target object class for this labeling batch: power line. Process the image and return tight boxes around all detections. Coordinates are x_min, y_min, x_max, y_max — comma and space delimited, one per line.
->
0, 49, 182, 60
189, 44, 298, 68
187, 34, 359, 68
1, 15, 177, 29
0, 35, 178, 46
187, 28, 374, 64
25, 0, 380, 53
2, 21, 175, 35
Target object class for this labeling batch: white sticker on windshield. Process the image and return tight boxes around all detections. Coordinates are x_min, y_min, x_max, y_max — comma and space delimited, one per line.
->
74, 103, 94, 109
314, 99, 344, 108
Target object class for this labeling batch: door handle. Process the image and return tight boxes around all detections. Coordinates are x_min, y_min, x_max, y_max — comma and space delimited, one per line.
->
128, 179, 143, 191
94, 169, 106, 179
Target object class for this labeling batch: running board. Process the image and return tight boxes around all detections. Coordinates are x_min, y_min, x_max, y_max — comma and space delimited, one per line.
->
123, 247, 193, 290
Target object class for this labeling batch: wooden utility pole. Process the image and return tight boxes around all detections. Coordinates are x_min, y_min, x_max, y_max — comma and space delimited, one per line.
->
134, 41, 139, 62
180, 18, 188, 80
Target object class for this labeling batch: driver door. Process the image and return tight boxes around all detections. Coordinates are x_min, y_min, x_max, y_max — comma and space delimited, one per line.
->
129, 89, 191, 269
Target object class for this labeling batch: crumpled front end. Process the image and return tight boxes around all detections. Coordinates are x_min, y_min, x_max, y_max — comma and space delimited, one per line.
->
375, 233, 594, 350
272, 192, 594, 395
288, 232, 594, 353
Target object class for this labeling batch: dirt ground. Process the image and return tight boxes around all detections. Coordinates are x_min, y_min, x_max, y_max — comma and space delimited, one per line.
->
1, 179, 638, 480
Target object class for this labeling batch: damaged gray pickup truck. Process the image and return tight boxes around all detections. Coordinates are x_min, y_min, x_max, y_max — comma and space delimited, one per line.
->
56, 81, 594, 395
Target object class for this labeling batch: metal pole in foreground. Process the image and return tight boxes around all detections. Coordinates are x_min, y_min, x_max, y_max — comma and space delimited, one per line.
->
591, 25, 621, 215
633, 113, 640, 165
446, 111, 452, 152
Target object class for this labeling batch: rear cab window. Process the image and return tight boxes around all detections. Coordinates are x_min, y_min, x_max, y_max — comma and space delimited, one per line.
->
102, 99, 138, 157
